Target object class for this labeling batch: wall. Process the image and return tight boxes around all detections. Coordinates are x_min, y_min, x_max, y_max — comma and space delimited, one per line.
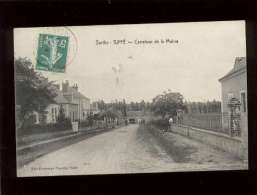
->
172, 125, 247, 159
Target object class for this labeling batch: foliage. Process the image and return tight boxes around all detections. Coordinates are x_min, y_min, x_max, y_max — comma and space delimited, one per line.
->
95, 99, 153, 117
184, 100, 221, 114
97, 100, 107, 111
54, 118, 72, 130
96, 99, 127, 117
149, 119, 169, 130
128, 100, 148, 111
79, 120, 92, 128
15, 57, 57, 129
17, 122, 72, 137
151, 90, 185, 118
98, 109, 118, 120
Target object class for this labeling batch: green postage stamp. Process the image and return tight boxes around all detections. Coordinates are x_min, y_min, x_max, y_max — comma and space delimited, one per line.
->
36, 34, 69, 72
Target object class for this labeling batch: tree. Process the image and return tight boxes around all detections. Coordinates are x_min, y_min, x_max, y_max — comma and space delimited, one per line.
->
151, 90, 185, 119
97, 100, 107, 111
139, 100, 146, 111
15, 57, 57, 129
122, 99, 127, 117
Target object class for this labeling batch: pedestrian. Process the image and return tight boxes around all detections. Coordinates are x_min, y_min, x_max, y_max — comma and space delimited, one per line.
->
169, 117, 173, 131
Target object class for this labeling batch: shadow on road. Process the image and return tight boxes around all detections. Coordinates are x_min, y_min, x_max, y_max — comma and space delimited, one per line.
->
137, 124, 197, 163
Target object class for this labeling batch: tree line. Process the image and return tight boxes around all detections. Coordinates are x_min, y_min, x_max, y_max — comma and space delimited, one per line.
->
95, 90, 221, 119
184, 100, 221, 114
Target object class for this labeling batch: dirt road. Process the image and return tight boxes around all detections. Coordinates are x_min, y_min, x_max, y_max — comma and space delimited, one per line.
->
18, 124, 247, 177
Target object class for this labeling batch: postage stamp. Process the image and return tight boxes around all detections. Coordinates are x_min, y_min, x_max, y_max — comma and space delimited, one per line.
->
36, 33, 69, 72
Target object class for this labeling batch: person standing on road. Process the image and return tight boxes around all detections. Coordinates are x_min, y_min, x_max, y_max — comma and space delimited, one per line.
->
169, 117, 173, 131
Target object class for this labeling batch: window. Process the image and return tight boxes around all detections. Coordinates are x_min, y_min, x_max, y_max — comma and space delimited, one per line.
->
240, 91, 247, 112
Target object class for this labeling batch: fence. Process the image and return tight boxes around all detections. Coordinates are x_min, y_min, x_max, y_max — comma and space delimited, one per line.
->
180, 113, 230, 135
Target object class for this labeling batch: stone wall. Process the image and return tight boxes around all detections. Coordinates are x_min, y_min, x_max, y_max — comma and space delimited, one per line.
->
172, 125, 247, 159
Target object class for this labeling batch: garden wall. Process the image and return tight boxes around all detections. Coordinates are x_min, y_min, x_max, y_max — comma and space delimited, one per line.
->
172, 125, 247, 159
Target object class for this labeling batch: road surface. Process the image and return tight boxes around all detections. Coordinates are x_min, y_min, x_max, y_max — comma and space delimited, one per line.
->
18, 124, 247, 177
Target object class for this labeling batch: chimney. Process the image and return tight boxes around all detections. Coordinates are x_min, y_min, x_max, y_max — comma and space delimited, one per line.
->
234, 57, 245, 70
72, 83, 78, 91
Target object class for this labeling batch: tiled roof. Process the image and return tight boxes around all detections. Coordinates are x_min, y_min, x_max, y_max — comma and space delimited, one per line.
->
219, 57, 246, 81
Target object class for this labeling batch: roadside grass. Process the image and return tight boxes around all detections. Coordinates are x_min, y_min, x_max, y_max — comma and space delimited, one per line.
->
17, 130, 75, 147
138, 123, 197, 163
136, 124, 168, 160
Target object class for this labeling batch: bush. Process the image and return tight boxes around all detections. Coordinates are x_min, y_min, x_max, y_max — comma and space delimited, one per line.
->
54, 118, 72, 130
17, 119, 72, 136
79, 120, 92, 128
149, 119, 169, 130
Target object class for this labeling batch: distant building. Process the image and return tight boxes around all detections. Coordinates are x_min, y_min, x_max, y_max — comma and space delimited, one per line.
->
219, 57, 247, 114
90, 102, 100, 115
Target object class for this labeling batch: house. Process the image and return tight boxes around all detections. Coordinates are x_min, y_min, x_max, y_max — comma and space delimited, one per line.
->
62, 80, 90, 122
34, 84, 80, 124
32, 81, 90, 124
219, 57, 247, 114
53, 89, 79, 122
219, 57, 247, 137
16, 75, 90, 125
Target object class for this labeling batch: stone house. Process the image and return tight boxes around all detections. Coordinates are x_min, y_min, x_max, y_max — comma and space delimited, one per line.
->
219, 57, 247, 156
219, 57, 247, 115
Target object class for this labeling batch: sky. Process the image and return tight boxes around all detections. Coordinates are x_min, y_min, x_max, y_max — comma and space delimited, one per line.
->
14, 21, 246, 103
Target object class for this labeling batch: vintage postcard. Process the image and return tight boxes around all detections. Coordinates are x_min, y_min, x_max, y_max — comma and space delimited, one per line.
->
14, 21, 248, 177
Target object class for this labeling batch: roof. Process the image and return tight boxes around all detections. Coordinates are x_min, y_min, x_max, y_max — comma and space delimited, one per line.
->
65, 86, 90, 100
219, 57, 246, 82
54, 91, 69, 104
78, 92, 90, 100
